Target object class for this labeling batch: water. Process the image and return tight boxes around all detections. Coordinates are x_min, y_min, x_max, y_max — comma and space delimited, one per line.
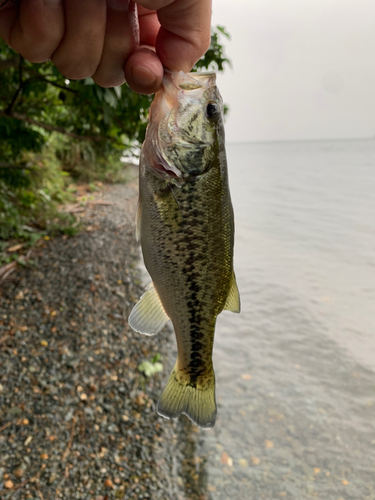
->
177, 139, 375, 500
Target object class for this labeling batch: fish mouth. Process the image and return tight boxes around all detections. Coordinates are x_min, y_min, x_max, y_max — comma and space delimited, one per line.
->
161, 71, 217, 114
164, 70, 217, 92
146, 71, 218, 180
160, 71, 216, 145
149, 71, 217, 129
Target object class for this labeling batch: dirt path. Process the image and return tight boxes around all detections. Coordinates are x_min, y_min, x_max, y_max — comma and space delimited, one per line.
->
0, 173, 183, 500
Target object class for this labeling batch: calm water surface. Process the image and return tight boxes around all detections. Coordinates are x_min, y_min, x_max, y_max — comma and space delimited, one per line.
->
176, 139, 375, 500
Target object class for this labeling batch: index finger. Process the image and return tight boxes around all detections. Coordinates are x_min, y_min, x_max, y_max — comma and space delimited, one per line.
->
137, 0, 212, 72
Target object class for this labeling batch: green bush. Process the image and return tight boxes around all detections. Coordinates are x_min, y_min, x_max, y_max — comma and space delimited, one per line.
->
0, 137, 76, 244
0, 25, 231, 252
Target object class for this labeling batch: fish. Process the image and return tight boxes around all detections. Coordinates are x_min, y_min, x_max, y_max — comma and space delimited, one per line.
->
128, 70, 240, 429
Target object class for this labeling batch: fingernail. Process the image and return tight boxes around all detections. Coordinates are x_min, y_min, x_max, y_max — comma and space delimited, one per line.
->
132, 65, 157, 88
107, 0, 129, 11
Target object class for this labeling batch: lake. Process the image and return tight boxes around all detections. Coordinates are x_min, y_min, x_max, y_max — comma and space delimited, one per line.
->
176, 139, 375, 500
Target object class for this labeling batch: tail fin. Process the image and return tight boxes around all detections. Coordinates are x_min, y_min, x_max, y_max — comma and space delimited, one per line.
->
156, 364, 217, 429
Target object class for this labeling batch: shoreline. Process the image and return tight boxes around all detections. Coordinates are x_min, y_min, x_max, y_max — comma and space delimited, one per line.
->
0, 174, 184, 499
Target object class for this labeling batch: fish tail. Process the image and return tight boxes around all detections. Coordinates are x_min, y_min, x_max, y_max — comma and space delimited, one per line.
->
156, 364, 216, 429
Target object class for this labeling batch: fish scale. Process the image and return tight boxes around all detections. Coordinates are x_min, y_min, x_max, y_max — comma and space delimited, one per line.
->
129, 71, 240, 428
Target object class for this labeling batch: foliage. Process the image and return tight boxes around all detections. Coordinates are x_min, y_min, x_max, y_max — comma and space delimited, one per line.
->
0, 136, 78, 253
54, 134, 130, 183
0, 25, 231, 250
138, 354, 164, 378
0, 44, 152, 179
0, 25, 230, 170
194, 26, 231, 72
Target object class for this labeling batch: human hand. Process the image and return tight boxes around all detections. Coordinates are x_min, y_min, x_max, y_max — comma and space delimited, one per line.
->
0, 0, 212, 94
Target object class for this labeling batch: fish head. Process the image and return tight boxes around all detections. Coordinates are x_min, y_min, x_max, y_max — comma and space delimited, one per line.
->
144, 71, 224, 181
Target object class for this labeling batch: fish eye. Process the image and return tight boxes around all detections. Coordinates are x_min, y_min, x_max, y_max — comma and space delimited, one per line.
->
206, 102, 220, 122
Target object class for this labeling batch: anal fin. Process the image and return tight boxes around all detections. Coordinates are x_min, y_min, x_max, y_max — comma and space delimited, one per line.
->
223, 270, 241, 313
128, 283, 169, 335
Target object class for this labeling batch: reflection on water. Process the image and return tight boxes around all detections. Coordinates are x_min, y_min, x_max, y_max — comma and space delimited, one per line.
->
178, 140, 375, 499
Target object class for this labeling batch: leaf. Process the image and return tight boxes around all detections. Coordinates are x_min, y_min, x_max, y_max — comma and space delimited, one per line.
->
220, 452, 233, 466
38, 188, 51, 202
217, 25, 231, 39
152, 353, 161, 363
84, 77, 95, 85
138, 361, 163, 377
104, 89, 118, 109
0, 29, 231, 239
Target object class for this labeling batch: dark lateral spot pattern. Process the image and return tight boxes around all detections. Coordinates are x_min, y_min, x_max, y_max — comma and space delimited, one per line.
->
173, 181, 212, 382
142, 158, 233, 386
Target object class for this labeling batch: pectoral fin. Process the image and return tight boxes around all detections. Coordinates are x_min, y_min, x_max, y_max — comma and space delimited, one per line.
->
223, 271, 241, 313
128, 283, 170, 335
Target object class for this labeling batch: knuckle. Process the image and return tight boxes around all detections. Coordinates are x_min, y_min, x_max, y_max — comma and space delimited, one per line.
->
187, 30, 211, 66
52, 39, 103, 81
194, 31, 211, 56
93, 72, 125, 88
202, 32, 212, 53
53, 59, 99, 81
24, 53, 50, 64
10, 42, 47, 63
11, 29, 61, 64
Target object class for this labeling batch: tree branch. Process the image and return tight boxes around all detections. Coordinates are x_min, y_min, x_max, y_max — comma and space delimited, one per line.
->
43, 78, 78, 94
0, 110, 115, 143
0, 161, 35, 170
6, 56, 24, 114
25, 70, 78, 94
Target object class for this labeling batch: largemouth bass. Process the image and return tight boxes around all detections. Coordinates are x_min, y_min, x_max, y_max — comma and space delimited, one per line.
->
129, 70, 240, 429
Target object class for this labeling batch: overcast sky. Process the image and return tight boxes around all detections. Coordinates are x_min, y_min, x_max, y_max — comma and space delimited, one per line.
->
211, 0, 375, 143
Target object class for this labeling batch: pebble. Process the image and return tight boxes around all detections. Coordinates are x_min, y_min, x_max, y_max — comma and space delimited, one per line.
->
0, 182, 181, 500
104, 478, 113, 488
14, 467, 25, 478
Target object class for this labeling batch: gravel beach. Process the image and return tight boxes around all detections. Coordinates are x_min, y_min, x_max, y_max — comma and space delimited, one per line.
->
0, 170, 192, 500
